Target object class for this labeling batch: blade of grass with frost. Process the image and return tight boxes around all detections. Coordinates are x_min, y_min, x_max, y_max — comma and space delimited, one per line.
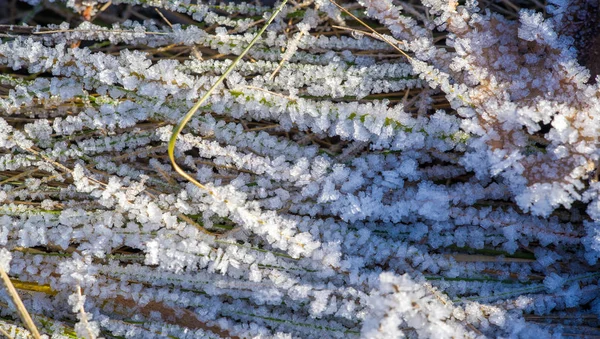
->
168, 0, 288, 195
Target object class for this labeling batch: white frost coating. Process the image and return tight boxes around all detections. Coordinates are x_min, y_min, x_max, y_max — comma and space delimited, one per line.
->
0, 0, 597, 338
0, 248, 11, 272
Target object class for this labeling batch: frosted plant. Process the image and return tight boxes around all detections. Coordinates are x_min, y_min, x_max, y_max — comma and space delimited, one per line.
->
0, 0, 599, 338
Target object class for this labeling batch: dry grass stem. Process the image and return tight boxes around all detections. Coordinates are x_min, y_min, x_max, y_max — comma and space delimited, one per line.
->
75, 285, 96, 339
0, 268, 41, 339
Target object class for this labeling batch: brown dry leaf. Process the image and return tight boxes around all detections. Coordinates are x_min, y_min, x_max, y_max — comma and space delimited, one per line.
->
112, 296, 238, 338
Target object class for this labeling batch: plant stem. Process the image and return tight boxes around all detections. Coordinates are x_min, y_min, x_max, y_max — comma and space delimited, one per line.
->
0, 268, 41, 339
168, 0, 289, 195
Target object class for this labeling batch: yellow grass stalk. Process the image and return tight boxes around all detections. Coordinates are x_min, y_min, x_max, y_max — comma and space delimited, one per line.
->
0, 268, 41, 339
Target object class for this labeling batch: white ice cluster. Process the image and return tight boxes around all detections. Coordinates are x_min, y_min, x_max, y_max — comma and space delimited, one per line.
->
0, 0, 599, 338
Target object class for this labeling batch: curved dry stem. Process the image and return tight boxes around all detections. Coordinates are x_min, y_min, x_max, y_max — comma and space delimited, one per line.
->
167, 0, 289, 200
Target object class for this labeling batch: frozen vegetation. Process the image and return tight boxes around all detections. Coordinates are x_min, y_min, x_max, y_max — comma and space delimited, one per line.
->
0, 0, 599, 337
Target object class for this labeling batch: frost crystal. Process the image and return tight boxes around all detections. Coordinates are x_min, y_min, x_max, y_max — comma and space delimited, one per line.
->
0, 0, 598, 337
